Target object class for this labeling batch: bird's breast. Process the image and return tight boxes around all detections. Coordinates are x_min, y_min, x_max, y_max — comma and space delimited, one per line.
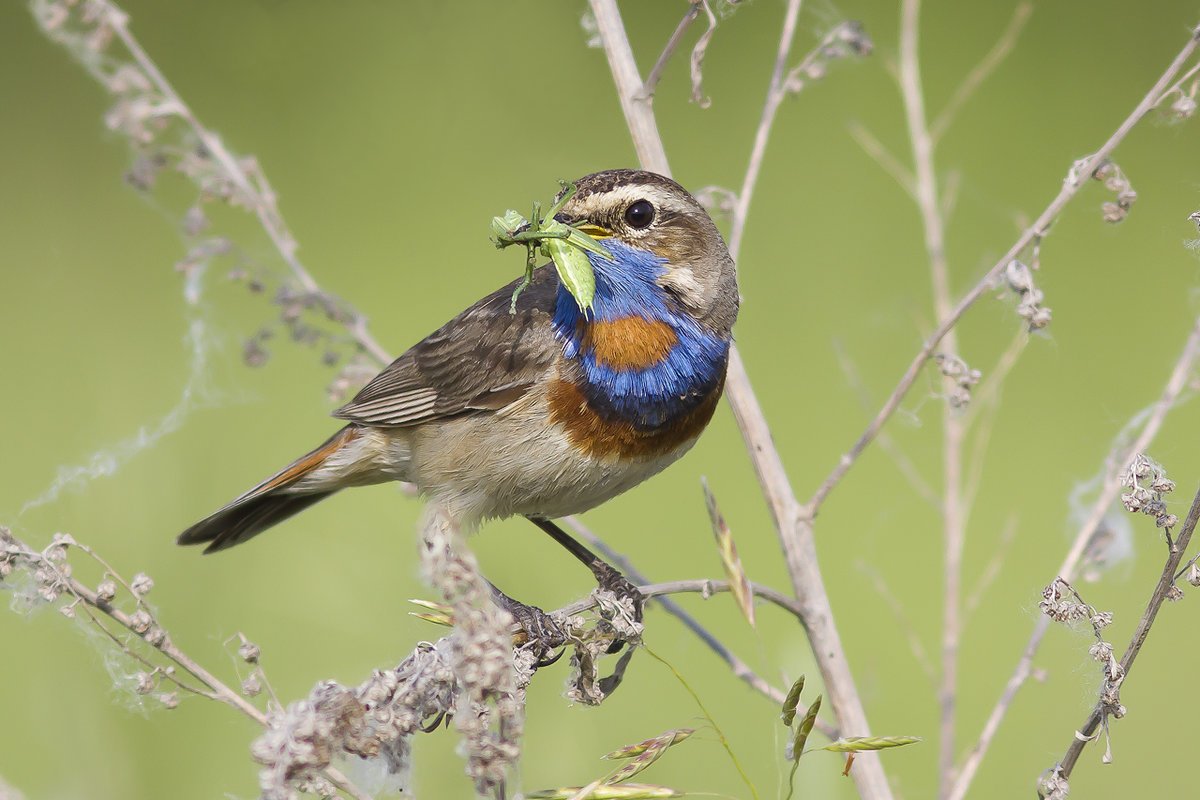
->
579, 317, 679, 370
547, 370, 725, 460
550, 312, 730, 460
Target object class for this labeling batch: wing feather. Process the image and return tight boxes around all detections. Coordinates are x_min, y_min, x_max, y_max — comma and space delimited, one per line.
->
334, 266, 562, 427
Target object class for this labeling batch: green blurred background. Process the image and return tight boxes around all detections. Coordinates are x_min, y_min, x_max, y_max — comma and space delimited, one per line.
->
4, 1, 1200, 798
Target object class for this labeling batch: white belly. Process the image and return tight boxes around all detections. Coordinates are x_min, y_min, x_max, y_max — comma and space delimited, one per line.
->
390, 389, 698, 522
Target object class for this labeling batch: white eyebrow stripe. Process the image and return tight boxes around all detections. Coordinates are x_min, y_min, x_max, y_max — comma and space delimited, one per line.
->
573, 184, 692, 222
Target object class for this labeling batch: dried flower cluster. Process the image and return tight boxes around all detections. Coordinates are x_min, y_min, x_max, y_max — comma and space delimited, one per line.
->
1090, 160, 1138, 224
3, 510, 642, 800
0, 527, 203, 714
1003, 256, 1052, 330
253, 507, 643, 799
934, 353, 982, 409
1120, 454, 1178, 529
782, 21, 874, 95
1165, 77, 1198, 121
1038, 766, 1070, 800
1039, 577, 1125, 765
31, 0, 387, 401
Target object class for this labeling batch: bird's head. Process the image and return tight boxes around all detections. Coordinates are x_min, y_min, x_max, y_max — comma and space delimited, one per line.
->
552, 169, 738, 333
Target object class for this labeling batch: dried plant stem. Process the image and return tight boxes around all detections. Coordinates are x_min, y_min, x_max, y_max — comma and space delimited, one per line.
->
848, 121, 917, 198
928, 1, 1034, 142
1045, 484, 1200, 791
587, 1, 893, 796
94, 0, 391, 367
832, 342, 938, 507
1, 532, 370, 800
806, 22, 1200, 517
641, 2, 701, 98
949, 314, 1200, 800
857, 560, 937, 684
588, 0, 670, 174
896, 0, 966, 792
727, 0, 803, 257
562, 517, 796, 711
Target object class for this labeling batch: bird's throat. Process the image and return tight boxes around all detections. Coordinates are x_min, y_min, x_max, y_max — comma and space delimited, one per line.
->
551, 242, 730, 430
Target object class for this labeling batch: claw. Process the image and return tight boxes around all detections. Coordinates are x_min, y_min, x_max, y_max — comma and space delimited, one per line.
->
420, 709, 448, 733
488, 581, 568, 663
535, 647, 567, 668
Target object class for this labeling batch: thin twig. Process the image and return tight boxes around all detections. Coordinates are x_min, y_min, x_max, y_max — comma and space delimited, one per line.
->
726, 0, 804, 257
585, 3, 892, 794
553, 576, 837, 740
0, 531, 370, 800
588, 0, 670, 173
961, 331, 1029, 520
832, 341, 939, 507
847, 121, 917, 198
1045, 483, 1200, 791
805, 22, 1200, 517
963, 515, 1019, 621
1152, 56, 1200, 108
929, 2, 1035, 142
947, 631, 1036, 800
856, 560, 937, 685
948, 313, 1200, 800
642, 2, 701, 98
561, 517, 794, 710
896, 1, 965, 790
556, 578, 803, 622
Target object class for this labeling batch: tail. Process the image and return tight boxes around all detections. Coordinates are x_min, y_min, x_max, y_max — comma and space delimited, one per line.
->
177, 425, 363, 554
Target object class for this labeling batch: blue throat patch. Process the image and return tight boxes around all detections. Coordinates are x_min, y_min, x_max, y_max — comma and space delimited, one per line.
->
552, 239, 730, 429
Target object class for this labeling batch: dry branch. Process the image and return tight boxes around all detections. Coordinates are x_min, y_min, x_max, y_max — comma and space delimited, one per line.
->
587, 1, 892, 796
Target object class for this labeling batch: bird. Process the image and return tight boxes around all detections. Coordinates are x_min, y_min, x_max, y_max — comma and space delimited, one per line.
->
178, 169, 739, 649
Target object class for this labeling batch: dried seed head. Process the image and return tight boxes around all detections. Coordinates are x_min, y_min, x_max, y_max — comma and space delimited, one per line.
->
1038, 767, 1069, 800
1171, 93, 1196, 120
134, 672, 156, 695
242, 674, 263, 697
1166, 585, 1185, 602
1120, 454, 1179, 529
238, 638, 261, 664
1089, 641, 1114, 662
131, 572, 154, 596
1185, 562, 1200, 587
129, 609, 153, 635
934, 353, 982, 409
157, 692, 179, 710
96, 580, 117, 603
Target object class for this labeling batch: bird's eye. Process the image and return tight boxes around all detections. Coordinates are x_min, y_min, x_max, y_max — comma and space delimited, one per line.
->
623, 200, 655, 229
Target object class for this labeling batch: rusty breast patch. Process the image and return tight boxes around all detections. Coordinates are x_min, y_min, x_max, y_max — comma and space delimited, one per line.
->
580, 316, 678, 370
548, 370, 726, 461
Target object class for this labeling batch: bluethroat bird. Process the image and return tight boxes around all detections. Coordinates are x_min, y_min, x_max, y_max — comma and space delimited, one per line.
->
178, 169, 739, 651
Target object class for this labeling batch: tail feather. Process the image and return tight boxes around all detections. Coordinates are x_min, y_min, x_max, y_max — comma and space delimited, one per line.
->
178, 491, 336, 553
177, 425, 360, 554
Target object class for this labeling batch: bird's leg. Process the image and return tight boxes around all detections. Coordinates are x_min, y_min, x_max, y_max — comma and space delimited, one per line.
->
485, 579, 566, 667
525, 517, 645, 652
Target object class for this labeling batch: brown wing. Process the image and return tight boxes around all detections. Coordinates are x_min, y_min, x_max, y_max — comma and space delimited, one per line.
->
333, 265, 563, 427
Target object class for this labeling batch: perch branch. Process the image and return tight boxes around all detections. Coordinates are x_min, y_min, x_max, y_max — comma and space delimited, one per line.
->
561, 517, 794, 710
587, 0, 893, 796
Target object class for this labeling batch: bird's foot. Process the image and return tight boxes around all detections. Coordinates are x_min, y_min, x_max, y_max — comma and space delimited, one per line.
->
591, 562, 644, 655
489, 583, 568, 666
